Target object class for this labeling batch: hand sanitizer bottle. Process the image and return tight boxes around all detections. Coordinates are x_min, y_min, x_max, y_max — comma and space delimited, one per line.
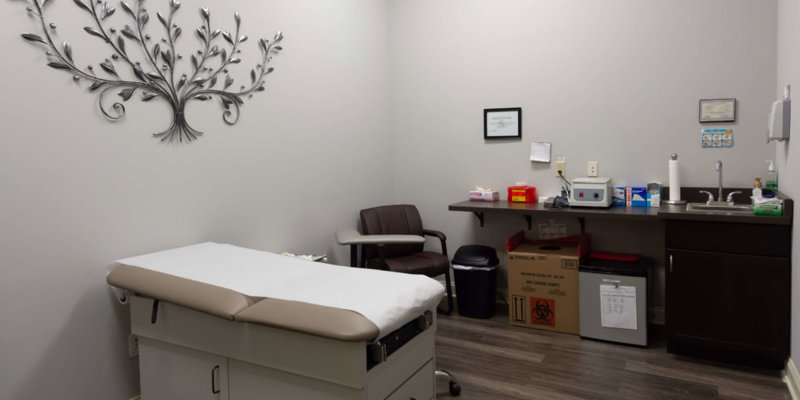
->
765, 160, 778, 192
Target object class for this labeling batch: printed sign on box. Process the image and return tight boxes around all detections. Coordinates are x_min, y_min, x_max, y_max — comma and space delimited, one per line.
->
530, 297, 556, 327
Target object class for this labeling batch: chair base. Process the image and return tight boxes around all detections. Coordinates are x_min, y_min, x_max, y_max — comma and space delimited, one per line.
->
436, 370, 461, 396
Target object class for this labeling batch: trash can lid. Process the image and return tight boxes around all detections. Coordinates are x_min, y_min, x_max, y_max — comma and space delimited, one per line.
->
452, 245, 499, 267
579, 257, 651, 277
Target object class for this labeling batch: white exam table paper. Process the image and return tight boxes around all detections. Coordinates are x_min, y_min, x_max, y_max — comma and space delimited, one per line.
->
117, 242, 445, 337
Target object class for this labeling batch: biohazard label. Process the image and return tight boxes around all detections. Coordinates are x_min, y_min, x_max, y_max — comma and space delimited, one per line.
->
530, 297, 555, 327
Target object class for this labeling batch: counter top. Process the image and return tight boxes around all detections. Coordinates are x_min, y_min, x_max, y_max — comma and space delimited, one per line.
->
449, 198, 792, 226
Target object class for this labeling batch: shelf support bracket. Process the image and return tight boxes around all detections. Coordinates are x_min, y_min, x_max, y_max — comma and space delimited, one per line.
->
524, 215, 532, 230
472, 211, 484, 227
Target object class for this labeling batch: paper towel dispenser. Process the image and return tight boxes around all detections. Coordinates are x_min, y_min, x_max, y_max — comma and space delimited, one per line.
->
767, 85, 791, 143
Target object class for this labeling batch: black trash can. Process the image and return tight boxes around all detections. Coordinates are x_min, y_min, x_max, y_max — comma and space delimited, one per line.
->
452, 245, 499, 318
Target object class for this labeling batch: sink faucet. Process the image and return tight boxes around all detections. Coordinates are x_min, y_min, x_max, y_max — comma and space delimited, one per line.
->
715, 160, 723, 202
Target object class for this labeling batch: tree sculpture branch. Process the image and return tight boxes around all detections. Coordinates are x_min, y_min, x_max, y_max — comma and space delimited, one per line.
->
21, 0, 284, 143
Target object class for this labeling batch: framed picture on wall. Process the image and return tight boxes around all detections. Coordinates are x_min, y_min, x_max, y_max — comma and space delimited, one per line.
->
699, 98, 736, 123
484, 108, 522, 139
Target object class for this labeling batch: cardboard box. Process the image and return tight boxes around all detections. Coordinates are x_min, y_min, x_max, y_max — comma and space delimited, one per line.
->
626, 186, 647, 207
469, 190, 499, 202
612, 186, 626, 206
506, 231, 589, 334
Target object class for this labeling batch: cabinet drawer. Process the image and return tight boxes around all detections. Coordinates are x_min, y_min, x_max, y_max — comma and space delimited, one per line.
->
665, 220, 790, 257
385, 360, 433, 400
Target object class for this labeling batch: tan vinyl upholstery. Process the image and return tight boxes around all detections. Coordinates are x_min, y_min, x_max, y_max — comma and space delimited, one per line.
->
107, 265, 255, 320
108, 265, 380, 342
235, 298, 380, 342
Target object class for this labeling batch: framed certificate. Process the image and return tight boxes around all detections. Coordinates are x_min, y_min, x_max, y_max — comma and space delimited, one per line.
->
699, 98, 736, 123
484, 108, 521, 139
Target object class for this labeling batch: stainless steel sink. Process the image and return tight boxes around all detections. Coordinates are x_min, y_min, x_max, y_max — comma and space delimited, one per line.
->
686, 203, 753, 215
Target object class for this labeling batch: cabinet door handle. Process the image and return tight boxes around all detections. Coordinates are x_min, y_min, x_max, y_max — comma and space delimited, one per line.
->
211, 365, 220, 394
669, 254, 673, 273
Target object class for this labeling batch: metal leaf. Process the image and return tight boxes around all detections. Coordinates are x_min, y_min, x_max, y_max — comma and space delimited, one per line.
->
224, 75, 233, 89
101, 2, 115, 19
191, 77, 205, 85
220, 49, 227, 62
200, 7, 209, 20
100, 59, 117, 76
274, 46, 283, 51
152, 43, 161, 60
120, 1, 135, 17
222, 31, 232, 44
250, 69, 255, 84
190, 54, 198, 71
88, 81, 105, 91
254, 86, 265, 92
132, 66, 146, 82
21, 33, 46, 44
161, 49, 172, 68
72, 0, 92, 14
157, 12, 168, 28
146, 72, 163, 81
138, 12, 149, 28
229, 58, 241, 64
121, 25, 139, 42
40, 0, 50, 8
142, 92, 158, 101
196, 28, 206, 42
234, 12, 241, 28
177, 75, 186, 90
63, 41, 73, 62
266, 67, 274, 74
274, 31, 284, 43
239, 35, 248, 43
47, 62, 72, 70
212, 29, 221, 38
172, 27, 182, 41
118, 87, 135, 101
196, 95, 211, 101
117, 36, 126, 56
84, 26, 105, 40
209, 76, 217, 87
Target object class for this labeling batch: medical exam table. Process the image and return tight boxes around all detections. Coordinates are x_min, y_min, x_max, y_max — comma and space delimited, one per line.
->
107, 243, 445, 400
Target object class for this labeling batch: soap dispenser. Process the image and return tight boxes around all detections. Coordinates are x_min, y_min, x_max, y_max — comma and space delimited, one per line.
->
752, 177, 763, 200
766, 160, 778, 192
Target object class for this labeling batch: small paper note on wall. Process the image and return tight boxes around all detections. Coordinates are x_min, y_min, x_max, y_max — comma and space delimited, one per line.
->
600, 284, 637, 330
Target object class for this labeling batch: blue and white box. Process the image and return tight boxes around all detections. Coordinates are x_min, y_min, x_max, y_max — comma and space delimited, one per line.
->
612, 186, 626, 206
647, 182, 662, 207
626, 186, 647, 207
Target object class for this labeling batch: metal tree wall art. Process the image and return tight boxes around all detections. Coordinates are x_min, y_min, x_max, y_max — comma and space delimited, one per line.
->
20, 0, 284, 142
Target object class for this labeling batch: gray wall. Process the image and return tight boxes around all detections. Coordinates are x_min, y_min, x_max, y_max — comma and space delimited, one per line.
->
0, 1, 391, 399
388, 0, 778, 314
777, 0, 800, 369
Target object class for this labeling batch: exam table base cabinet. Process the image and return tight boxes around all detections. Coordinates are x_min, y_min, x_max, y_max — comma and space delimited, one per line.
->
130, 297, 436, 400
665, 220, 790, 369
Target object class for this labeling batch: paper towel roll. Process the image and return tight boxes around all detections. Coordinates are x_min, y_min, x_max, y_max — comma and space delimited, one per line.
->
669, 159, 681, 201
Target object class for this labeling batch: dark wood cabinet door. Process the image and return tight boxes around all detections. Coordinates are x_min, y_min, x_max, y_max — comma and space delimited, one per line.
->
665, 249, 789, 364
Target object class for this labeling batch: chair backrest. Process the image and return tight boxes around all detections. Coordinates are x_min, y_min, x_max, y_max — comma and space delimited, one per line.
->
360, 204, 424, 259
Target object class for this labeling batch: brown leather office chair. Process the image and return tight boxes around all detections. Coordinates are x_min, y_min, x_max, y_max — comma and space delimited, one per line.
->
359, 204, 454, 315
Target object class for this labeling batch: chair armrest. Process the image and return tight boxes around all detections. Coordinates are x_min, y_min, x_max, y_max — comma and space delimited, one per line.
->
423, 229, 447, 241
335, 229, 425, 245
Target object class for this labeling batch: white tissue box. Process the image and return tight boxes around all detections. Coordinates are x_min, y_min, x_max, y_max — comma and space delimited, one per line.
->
469, 191, 499, 202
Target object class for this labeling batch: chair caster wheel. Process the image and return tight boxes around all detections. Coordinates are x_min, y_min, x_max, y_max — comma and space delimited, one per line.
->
449, 381, 461, 396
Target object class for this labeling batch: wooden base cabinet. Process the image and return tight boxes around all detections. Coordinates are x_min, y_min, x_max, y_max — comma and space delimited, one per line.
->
665, 221, 790, 369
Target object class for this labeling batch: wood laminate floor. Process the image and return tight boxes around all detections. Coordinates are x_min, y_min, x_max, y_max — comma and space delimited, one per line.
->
434, 310, 790, 400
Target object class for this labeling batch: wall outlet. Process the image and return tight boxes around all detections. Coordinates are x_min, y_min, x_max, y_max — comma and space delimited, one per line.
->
588, 161, 598, 177
555, 161, 566, 178
128, 334, 139, 358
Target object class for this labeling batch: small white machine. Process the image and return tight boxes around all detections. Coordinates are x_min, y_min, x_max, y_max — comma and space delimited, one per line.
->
571, 177, 613, 207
